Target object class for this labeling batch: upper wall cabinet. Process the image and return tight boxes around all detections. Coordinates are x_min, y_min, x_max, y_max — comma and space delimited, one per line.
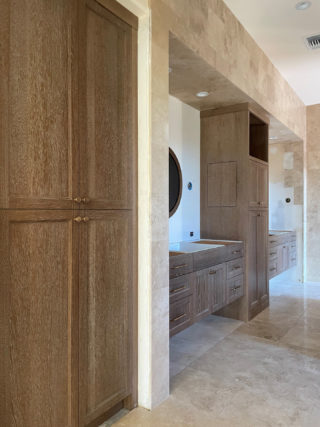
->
78, 0, 136, 210
0, 0, 136, 211
0, 0, 78, 210
248, 158, 268, 209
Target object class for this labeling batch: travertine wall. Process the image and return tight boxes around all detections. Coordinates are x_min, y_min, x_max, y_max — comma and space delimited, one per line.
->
155, 0, 306, 141
306, 104, 320, 281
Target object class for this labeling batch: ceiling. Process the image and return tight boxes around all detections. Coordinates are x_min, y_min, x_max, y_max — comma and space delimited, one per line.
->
169, 35, 302, 143
223, 0, 320, 106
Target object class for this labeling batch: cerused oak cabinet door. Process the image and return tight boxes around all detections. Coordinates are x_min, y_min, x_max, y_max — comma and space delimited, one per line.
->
257, 211, 268, 308
194, 269, 210, 321
209, 263, 227, 313
248, 159, 268, 209
0, 0, 79, 210
78, 0, 137, 210
0, 210, 79, 427
248, 210, 268, 318
79, 210, 135, 426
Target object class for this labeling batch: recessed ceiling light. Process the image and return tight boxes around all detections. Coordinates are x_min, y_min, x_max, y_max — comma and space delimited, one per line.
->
295, 1, 312, 10
196, 91, 209, 98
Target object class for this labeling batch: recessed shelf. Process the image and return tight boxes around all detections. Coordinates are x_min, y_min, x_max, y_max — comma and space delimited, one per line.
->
249, 113, 268, 163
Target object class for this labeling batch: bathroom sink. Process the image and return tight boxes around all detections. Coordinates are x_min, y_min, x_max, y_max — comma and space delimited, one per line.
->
191, 240, 225, 246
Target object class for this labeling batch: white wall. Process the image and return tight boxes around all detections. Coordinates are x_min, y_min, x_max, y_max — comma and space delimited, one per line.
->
169, 96, 200, 243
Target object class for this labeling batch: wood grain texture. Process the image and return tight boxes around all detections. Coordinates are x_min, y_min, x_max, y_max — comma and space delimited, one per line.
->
0, 210, 79, 427
207, 162, 237, 207
79, 0, 135, 210
193, 269, 210, 322
209, 263, 227, 313
200, 105, 269, 322
0, 0, 79, 209
79, 210, 133, 426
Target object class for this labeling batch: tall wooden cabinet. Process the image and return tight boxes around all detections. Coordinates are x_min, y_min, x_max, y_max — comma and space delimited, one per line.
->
0, 1, 137, 426
201, 103, 269, 321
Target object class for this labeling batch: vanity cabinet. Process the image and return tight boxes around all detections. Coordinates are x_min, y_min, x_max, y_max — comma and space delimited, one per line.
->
169, 242, 244, 336
268, 231, 297, 278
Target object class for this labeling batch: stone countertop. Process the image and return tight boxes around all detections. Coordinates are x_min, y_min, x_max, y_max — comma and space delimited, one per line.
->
169, 239, 243, 254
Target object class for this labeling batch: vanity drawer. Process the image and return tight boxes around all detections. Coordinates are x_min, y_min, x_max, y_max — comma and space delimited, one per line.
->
170, 273, 194, 303
226, 258, 244, 279
169, 254, 193, 278
269, 247, 278, 260
289, 252, 297, 268
170, 295, 193, 336
226, 275, 244, 304
268, 259, 278, 279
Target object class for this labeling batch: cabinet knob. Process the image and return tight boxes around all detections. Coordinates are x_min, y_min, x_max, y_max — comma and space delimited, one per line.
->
74, 197, 82, 204
82, 217, 90, 223
73, 216, 82, 223
81, 197, 90, 204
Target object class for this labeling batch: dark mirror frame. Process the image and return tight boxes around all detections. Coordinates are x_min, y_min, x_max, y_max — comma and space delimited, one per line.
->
169, 148, 183, 217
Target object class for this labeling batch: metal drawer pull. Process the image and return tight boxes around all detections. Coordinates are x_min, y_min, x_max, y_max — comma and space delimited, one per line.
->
291, 258, 296, 261
270, 252, 277, 256
232, 266, 241, 270
209, 270, 217, 275
270, 240, 277, 243
270, 267, 276, 271
171, 264, 188, 270
234, 285, 242, 290
171, 313, 186, 322
170, 286, 185, 294
232, 250, 241, 254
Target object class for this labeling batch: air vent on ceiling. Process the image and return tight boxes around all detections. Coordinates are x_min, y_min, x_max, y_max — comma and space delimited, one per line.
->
304, 34, 320, 50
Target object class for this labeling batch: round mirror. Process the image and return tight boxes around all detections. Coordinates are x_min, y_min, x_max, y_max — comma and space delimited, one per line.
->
169, 148, 182, 217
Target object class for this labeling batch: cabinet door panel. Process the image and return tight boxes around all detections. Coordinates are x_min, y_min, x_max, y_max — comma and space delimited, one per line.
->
79, 210, 134, 425
248, 211, 259, 313
0, 1, 78, 209
248, 160, 259, 208
194, 269, 210, 321
258, 163, 268, 208
79, 0, 137, 210
0, 210, 78, 427
257, 211, 268, 306
209, 263, 227, 313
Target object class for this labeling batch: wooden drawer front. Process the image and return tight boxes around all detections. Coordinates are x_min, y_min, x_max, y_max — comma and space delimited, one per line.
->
170, 254, 193, 278
269, 237, 280, 248
170, 296, 193, 336
289, 242, 296, 253
269, 259, 278, 279
227, 275, 244, 304
226, 244, 244, 261
289, 252, 297, 268
269, 247, 278, 260
170, 273, 194, 303
226, 258, 244, 279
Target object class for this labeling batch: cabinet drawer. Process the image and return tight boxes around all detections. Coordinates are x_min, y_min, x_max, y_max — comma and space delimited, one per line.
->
269, 259, 278, 279
169, 295, 193, 336
269, 247, 278, 260
226, 258, 244, 279
289, 252, 297, 268
289, 242, 296, 253
169, 254, 193, 278
170, 273, 194, 303
227, 275, 244, 304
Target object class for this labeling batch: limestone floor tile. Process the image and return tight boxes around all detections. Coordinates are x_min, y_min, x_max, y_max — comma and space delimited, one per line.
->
114, 279, 320, 427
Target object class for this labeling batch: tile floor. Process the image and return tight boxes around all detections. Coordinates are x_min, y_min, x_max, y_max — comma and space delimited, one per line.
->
112, 276, 320, 426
